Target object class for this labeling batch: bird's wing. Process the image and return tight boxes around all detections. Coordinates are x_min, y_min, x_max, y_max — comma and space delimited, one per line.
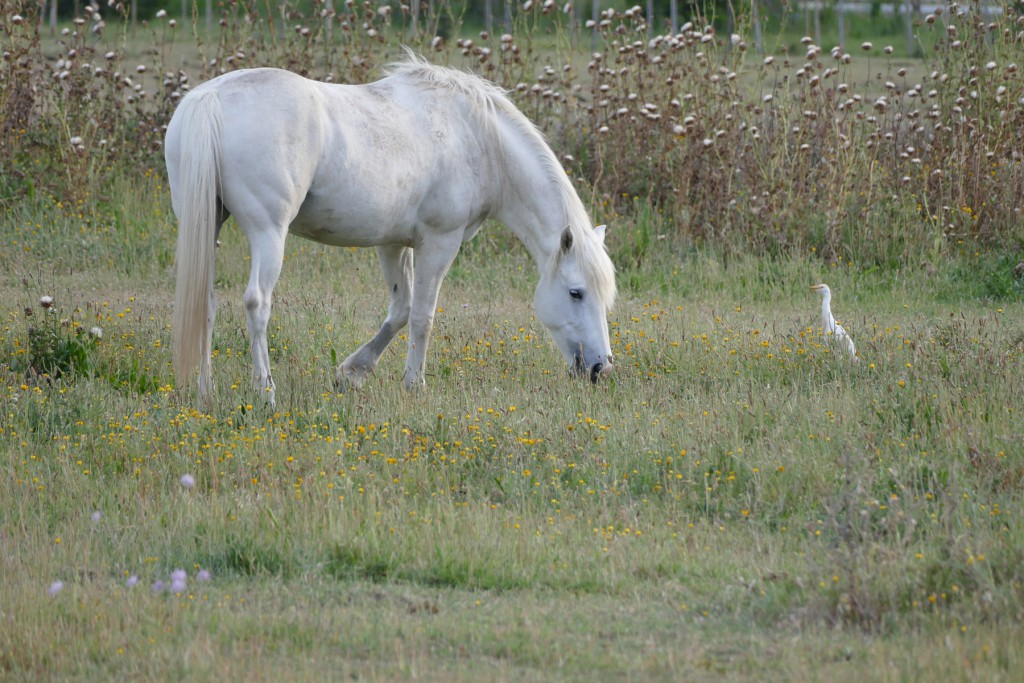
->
836, 324, 858, 359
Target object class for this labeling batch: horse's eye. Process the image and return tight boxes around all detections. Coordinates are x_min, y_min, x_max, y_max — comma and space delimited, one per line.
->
569, 288, 583, 301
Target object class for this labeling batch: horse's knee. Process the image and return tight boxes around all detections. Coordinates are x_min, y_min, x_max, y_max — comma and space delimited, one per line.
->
242, 288, 261, 314
393, 304, 411, 325
408, 310, 434, 332
243, 289, 272, 331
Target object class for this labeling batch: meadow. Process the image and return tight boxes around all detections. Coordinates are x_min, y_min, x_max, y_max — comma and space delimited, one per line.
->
2, 1, 1024, 681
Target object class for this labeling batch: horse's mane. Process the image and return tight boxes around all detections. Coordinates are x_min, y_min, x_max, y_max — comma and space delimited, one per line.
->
386, 52, 616, 312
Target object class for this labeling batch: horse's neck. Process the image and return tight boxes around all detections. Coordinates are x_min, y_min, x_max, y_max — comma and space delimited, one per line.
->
495, 140, 577, 267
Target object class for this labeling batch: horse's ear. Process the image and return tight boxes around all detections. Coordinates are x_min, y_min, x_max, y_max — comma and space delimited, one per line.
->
560, 226, 573, 253
593, 224, 607, 244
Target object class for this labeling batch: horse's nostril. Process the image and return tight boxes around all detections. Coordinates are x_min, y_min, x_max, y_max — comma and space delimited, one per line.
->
589, 362, 603, 383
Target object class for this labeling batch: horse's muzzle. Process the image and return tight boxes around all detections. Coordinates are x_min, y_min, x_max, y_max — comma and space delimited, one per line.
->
589, 361, 614, 383
574, 354, 614, 383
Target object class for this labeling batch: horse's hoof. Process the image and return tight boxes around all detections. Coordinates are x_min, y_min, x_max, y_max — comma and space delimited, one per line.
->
401, 370, 426, 392
336, 364, 368, 391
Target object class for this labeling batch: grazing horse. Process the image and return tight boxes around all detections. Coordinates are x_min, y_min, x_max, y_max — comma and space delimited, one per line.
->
165, 53, 616, 407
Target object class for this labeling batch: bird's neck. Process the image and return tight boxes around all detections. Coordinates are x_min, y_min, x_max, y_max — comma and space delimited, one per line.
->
820, 297, 836, 330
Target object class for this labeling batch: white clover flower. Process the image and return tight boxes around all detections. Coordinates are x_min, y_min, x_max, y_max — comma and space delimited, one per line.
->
89, 326, 103, 339
156, 9, 166, 17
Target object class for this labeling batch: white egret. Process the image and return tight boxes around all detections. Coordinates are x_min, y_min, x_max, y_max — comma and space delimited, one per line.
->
810, 283, 858, 362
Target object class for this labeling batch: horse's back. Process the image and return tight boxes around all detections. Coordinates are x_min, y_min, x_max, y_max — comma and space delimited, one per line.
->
167, 65, 500, 246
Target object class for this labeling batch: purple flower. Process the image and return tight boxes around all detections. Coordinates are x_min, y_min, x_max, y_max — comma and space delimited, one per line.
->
48, 581, 64, 596
151, 580, 165, 593
126, 575, 138, 588
196, 569, 212, 582
91, 510, 102, 523
179, 474, 196, 489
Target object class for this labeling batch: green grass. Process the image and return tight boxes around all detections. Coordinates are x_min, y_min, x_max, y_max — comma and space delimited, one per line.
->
1, 173, 1022, 680
3, 4, 1024, 677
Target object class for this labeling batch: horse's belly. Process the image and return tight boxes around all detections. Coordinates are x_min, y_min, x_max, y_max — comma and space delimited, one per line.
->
289, 205, 414, 248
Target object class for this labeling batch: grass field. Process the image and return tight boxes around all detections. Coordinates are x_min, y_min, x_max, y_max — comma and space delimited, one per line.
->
3, 1, 1024, 679
1, 169, 1022, 680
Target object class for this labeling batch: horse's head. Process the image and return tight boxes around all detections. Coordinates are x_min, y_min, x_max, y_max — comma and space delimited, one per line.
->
533, 225, 616, 383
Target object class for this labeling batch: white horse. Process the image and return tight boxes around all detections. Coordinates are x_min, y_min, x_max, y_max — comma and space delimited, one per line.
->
165, 54, 616, 407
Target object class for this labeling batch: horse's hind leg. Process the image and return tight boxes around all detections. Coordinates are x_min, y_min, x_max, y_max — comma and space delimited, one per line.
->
197, 219, 226, 406
197, 205, 230, 407
241, 226, 286, 408
337, 245, 413, 390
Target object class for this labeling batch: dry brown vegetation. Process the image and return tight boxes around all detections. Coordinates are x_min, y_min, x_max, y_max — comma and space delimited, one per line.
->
3, 1, 1024, 264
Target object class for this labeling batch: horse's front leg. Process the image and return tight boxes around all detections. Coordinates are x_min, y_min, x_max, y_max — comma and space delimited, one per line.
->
337, 245, 413, 390
402, 237, 462, 390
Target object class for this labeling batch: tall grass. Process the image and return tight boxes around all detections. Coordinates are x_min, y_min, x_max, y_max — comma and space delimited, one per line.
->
2, 1, 1024, 264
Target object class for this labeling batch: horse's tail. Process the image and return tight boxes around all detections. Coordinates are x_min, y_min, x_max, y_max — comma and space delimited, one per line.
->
171, 89, 223, 399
